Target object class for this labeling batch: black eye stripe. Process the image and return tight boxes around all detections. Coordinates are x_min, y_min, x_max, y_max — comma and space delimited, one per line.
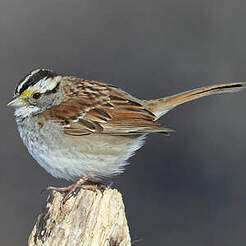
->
45, 82, 60, 95
28, 82, 60, 100
16, 69, 57, 95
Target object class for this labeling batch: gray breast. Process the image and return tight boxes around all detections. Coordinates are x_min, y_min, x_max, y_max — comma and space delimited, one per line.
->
16, 115, 146, 181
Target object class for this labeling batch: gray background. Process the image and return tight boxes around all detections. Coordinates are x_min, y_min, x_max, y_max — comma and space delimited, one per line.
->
1, 0, 246, 245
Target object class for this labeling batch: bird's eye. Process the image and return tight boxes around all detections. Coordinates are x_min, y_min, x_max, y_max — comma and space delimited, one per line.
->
32, 92, 41, 99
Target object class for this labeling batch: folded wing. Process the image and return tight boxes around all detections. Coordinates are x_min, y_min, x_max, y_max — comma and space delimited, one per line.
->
38, 79, 173, 136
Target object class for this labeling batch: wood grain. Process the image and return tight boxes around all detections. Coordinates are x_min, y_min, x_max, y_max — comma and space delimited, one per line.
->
28, 188, 131, 246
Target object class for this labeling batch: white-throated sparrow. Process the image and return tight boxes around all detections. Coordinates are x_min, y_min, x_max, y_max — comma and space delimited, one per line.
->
8, 69, 246, 197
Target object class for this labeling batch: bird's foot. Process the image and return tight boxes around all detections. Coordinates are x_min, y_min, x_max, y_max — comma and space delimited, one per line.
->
47, 177, 105, 204
81, 181, 107, 193
47, 177, 90, 204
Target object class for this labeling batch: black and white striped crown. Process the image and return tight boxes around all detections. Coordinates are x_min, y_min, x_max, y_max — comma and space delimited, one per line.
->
15, 69, 58, 95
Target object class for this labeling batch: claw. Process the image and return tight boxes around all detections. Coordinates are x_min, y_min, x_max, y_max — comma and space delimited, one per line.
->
45, 177, 108, 204
47, 177, 93, 204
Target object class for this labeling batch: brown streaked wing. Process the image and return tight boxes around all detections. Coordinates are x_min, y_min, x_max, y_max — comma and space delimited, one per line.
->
38, 79, 173, 136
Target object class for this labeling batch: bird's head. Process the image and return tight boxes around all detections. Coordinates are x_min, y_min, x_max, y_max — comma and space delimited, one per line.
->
8, 69, 62, 118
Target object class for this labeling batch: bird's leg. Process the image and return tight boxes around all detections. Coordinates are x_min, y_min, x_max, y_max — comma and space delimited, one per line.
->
47, 177, 90, 203
81, 180, 107, 192
47, 177, 107, 204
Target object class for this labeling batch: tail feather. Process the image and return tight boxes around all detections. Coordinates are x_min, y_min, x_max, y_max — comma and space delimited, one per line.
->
144, 82, 246, 119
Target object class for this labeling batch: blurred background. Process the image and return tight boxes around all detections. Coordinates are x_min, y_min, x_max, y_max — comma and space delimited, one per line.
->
1, 0, 246, 245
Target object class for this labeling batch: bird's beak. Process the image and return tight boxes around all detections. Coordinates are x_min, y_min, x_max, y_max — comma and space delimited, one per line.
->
7, 97, 26, 107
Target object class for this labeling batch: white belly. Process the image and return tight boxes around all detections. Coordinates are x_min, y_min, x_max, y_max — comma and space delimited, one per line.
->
18, 118, 146, 181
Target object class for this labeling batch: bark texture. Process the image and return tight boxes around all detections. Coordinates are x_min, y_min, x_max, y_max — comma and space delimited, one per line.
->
28, 187, 131, 246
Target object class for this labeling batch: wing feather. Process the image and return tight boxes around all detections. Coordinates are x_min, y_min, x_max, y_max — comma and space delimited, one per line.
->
38, 77, 173, 136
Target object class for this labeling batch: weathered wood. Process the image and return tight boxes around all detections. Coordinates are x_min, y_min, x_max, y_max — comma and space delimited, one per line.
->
28, 187, 131, 246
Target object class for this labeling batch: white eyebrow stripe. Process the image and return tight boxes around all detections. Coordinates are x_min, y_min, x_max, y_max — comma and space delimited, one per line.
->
32, 76, 61, 92
16, 69, 58, 95
16, 69, 41, 94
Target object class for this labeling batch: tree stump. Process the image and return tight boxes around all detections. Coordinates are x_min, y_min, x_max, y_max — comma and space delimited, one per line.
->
28, 187, 131, 246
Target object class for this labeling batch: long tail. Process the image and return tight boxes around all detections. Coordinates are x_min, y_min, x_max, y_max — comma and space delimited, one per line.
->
144, 82, 246, 119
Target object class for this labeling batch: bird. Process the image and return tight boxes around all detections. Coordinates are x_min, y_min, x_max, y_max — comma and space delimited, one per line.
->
8, 68, 246, 200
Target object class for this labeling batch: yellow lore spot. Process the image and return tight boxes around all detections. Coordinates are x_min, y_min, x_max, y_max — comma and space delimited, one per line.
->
20, 89, 37, 98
